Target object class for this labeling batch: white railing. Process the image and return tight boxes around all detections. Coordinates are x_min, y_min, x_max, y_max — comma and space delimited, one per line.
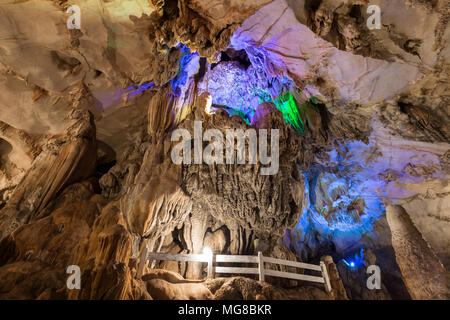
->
138, 250, 332, 293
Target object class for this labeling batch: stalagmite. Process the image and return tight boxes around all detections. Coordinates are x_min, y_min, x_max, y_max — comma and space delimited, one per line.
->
0, 110, 97, 240
386, 205, 448, 300
0, 0, 448, 301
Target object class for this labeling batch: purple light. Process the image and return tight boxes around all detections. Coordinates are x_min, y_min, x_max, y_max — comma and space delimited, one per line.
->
126, 82, 154, 99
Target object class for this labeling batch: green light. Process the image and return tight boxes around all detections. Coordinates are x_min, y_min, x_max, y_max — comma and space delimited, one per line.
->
225, 85, 321, 134
273, 91, 305, 135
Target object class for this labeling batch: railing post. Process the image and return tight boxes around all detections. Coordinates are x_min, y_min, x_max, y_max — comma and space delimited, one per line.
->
137, 243, 149, 278
320, 261, 332, 293
258, 251, 265, 282
206, 251, 215, 279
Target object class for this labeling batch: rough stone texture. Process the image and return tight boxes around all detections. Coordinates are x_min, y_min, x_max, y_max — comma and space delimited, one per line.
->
146, 278, 213, 300
0, 0, 448, 300
178, 102, 304, 251
133, 95, 311, 281
0, 122, 37, 209
336, 260, 391, 300
299, 0, 447, 67
0, 181, 102, 299
386, 205, 448, 300
205, 276, 330, 300
141, 270, 330, 300
321, 256, 348, 300
378, 63, 449, 144
0, 0, 265, 160
0, 109, 97, 240
231, 0, 423, 105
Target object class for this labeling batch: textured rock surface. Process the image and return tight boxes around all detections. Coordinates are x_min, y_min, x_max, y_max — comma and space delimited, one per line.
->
0, 0, 448, 300
133, 95, 312, 280
298, 0, 447, 66
205, 276, 330, 300
386, 205, 448, 300
321, 256, 348, 300
0, 109, 97, 239
231, 0, 423, 104
0, 181, 101, 299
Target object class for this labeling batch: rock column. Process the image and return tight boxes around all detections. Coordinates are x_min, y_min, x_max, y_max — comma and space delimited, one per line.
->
386, 205, 448, 300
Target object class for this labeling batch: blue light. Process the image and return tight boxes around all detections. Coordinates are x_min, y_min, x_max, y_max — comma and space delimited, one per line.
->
169, 43, 199, 94
126, 81, 154, 99
342, 248, 365, 269
342, 259, 358, 268
198, 43, 295, 125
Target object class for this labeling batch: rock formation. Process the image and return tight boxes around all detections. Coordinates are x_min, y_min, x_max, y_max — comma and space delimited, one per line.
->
386, 205, 448, 299
0, 0, 448, 300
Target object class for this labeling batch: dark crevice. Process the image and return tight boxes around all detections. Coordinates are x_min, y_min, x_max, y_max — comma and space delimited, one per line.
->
211, 49, 251, 70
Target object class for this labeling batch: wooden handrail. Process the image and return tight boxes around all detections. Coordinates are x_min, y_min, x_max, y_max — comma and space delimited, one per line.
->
264, 269, 325, 284
263, 256, 322, 271
215, 254, 259, 263
215, 266, 259, 275
138, 250, 332, 294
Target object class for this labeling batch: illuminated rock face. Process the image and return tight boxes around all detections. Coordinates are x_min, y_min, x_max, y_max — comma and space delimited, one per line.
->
0, 0, 449, 300
230, 0, 423, 104
386, 205, 448, 300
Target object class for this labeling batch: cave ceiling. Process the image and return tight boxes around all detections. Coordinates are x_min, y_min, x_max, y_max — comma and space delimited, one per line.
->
0, 0, 448, 300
